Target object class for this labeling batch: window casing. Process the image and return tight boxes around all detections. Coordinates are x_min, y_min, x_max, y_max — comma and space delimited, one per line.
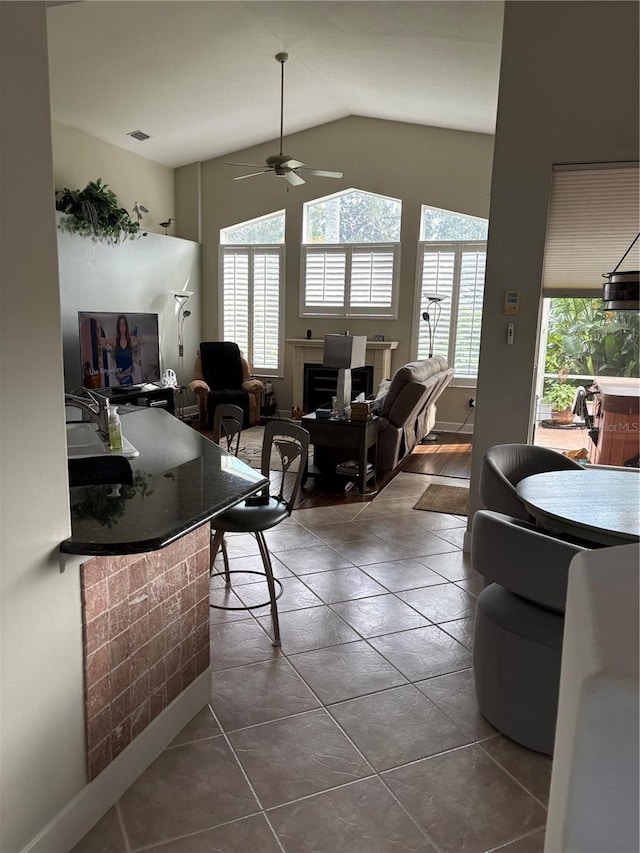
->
415, 241, 487, 384
218, 245, 284, 376
301, 244, 400, 318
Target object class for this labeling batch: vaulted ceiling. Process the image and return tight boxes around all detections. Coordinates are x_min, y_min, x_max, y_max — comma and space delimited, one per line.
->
46, 1, 504, 169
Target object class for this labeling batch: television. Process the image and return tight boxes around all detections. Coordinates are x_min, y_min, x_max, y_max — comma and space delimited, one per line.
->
78, 311, 161, 389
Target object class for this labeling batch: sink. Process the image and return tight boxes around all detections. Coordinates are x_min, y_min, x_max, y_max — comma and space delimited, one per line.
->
66, 422, 139, 459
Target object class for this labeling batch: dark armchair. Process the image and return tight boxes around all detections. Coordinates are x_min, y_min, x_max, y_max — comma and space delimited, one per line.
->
189, 342, 264, 428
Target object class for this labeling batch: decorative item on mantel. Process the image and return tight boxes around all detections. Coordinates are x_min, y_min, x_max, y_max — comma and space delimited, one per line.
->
159, 217, 174, 235
55, 178, 146, 245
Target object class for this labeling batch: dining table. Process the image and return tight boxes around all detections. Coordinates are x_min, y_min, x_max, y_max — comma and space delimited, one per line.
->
516, 467, 640, 548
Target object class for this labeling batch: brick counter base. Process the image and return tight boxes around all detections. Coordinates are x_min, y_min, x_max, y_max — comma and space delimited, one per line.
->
81, 525, 210, 780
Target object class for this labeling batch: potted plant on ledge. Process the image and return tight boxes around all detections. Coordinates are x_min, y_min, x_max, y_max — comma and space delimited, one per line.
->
544, 376, 577, 425
55, 178, 145, 246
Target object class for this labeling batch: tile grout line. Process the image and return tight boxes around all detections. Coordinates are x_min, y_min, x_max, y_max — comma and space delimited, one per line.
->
115, 799, 133, 853
204, 702, 288, 853
478, 744, 551, 812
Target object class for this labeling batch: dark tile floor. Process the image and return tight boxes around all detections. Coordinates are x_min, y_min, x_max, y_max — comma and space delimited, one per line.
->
73, 473, 551, 853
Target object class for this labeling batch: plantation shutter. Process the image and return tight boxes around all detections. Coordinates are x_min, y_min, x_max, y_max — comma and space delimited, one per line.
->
303, 248, 347, 309
454, 246, 486, 378
302, 245, 398, 316
417, 242, 486, 377
251, 248, 280, 371
221, 246, 283, 373
418, 246, 455, 361
542, 163, 640, 296
349, 247, 396, 309
222, 249, 249, 359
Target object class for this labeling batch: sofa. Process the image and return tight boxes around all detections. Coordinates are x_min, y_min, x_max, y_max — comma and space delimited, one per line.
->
189, 342, 264, 428
374, 356, 454, 474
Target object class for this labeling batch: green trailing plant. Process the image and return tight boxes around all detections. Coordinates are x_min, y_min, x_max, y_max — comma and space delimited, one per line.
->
56, 178, 145, 246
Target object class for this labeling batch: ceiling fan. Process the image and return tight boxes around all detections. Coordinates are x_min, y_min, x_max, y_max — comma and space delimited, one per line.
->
226, 53, 344, 187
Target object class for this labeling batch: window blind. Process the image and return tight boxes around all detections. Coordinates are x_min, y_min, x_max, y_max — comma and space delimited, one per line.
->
220, 246, 283, 373
302, 245, 398, 317
417, 242, 486, 379
542, 164, 640, 295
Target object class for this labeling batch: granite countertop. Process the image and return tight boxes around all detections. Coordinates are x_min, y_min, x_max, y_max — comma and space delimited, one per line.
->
60, 408, 268, 556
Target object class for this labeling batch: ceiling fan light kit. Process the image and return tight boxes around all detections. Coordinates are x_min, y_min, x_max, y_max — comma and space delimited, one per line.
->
227, 53, 343, 187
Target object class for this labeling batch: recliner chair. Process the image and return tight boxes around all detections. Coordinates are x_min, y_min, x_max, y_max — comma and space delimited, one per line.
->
189, 342, 264, 428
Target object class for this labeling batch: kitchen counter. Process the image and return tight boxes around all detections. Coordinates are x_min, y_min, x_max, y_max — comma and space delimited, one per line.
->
60, 407, 268, 556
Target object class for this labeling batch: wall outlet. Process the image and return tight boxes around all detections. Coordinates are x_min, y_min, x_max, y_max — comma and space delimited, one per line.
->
469, 397, 476, 409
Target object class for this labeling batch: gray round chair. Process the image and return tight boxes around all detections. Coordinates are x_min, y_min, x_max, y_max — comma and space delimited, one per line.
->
471, 509, 589, 754
480, 443, 583, 522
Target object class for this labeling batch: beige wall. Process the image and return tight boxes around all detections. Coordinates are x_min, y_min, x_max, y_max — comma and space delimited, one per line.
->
0, 5, 85, 851
52, 122, 175, 237
176, 116, 494, 417
470, 0, 639, 516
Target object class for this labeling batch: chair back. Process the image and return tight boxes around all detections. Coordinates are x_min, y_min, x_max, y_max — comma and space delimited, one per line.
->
261, 421, 309, 513
472, 509, 589, 613
199, 342, 244, 390
480, 443, 583, 520
212, 404, 243, 455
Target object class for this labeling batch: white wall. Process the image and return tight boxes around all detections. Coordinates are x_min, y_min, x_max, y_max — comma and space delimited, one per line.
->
0, 5, 85, 851
176, 116, 494, 416
52, 122, 175, 238
57, 214, 201, 390
470, 0, 639, 516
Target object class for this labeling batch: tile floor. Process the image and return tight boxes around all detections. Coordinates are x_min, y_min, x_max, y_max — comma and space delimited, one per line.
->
73, 472, 551, 853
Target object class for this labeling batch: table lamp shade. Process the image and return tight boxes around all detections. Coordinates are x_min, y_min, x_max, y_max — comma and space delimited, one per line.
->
322, 335, 367, 369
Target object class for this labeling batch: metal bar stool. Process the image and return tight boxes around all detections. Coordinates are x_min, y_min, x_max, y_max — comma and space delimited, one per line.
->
209, 421, 309, 646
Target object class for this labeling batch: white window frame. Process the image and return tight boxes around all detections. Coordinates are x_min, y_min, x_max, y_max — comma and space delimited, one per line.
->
218, 245, 285, 378
412, 240, 487, 387
300, 243, 400, 318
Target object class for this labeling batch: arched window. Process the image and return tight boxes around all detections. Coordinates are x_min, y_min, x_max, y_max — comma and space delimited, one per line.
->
301, 190, 401, 318
219, 211, 285, 374
416, 205, 488, 382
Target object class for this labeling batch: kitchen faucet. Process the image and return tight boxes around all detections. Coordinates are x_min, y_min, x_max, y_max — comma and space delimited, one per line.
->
64, 390, 110, 440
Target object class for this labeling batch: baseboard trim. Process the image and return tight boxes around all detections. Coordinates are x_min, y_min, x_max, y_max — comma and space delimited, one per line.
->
433, 420, 474, 436
22, 670, 210, 853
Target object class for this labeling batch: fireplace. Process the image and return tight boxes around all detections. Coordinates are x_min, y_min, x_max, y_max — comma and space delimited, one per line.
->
287, 338, 399, 413
304, 364, 374, 413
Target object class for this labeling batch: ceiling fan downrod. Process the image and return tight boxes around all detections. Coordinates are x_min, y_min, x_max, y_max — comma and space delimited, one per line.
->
275, 52, 288, 157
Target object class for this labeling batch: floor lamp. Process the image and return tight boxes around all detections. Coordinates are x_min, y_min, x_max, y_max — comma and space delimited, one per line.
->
322, 334, 367, 419
421, 294, 445, 359
171, 289, 193, 419
421, 295, 445, 441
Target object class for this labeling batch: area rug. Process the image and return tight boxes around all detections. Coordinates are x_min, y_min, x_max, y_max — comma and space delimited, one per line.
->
414, 483, 469, 515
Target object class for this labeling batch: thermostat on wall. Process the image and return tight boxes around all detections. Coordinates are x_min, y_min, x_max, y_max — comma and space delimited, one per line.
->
504, 290, 520, 316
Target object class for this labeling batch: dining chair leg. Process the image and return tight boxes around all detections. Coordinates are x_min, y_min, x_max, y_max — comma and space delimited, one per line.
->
220, 536, 231, 584
255, 531, 281, 647
210, 527, 225, 577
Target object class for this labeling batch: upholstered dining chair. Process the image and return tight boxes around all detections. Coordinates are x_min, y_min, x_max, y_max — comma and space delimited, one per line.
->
480, 443, 583, 522
471, 509, 589, 754
209, 421, 310, 647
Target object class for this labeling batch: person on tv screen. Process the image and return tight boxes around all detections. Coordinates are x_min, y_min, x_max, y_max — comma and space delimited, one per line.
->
101, 314, 143, 386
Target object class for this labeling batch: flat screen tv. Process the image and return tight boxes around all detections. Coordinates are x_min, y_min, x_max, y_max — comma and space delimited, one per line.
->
78, 311, 161, 389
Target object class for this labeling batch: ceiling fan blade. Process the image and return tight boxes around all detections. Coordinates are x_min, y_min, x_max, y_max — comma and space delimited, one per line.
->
285, 171, 306, 186
297, 168, 344, 179
282, 158, 306, 170
232, 170, 271, 181
226, 161, 266, 168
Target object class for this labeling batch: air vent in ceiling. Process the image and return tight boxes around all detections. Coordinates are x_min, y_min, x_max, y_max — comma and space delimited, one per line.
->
127, 130, 151, 142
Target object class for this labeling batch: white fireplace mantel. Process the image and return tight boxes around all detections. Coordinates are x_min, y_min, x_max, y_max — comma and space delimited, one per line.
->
286, 338, 399, 409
